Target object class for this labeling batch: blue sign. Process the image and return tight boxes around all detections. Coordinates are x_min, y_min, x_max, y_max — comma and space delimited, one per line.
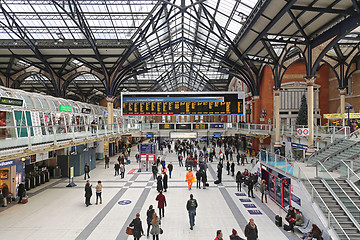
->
243, 204, 257, 208
146, 133, 154, 138
210, 124, 224, 129
0, 160, 14, 169
248, 210, 262, 215
235, 193, 246, 196
291, 142, 308, 150
140, 143, 156, 154
240, 199, 251, 202
118, 200, 132, 205
291, 193, 301, 206
345, 106, 353, 110
214, 132, 221, 137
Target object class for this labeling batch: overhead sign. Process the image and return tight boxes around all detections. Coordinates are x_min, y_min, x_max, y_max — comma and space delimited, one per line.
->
140, 143, 156, 154
210, 123, 224, 129
0, 160, 14, 168
297, 128, 309, 136
81, 108, 91, 114
193, 124, 208, 130
0, 97, 23, 107
159, 124, 175, 129
59, 105, 72, 112
169, 132, 197, 139
324, 113, 360, 119
291, 142, 308, 150
146, 132, 153, 137
176, 124, 191, 130
121, 92, 244, 116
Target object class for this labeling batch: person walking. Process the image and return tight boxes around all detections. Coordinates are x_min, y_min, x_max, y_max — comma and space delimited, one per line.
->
114, 162, 120, 176
186, 169, 194, 190
214, 230, 223, 240
95, 180, 102, 205
186, 194, 198, 230
167, 162, 173, 178
178, 154, 183, 167
1, 183, 9, 207
247, 174, 255, 198
146, 205, 155, 237
259, 180, 267, 203
150, 212, 161, 240
156, 175, 163, 193
236, 171, 243, 192
17, 181, 25, 204
84, 162, 90, 180
155, 190, 166, 219
84, 180, 92, 207
152, 163, 158, 180
196, 170, 202, 189
201, 170, 207, 189
236, 152, 241, 165
129, 213, 144, 240
217, 162, 223, 183
120, 164, 125, 179
163, 172, 168, 192
231, 161, 235, 176
244, 218, 258, 240
105, 155, 110, 168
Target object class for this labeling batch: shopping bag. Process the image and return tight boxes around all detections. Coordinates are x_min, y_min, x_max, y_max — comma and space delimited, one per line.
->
126, 227, 133, 235
192, 176, 195, 182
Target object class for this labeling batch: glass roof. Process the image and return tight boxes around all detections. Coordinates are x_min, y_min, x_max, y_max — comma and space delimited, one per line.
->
0, 0, 259, 93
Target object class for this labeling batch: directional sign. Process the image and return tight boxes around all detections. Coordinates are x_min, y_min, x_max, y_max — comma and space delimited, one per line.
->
297, 128, 309, 136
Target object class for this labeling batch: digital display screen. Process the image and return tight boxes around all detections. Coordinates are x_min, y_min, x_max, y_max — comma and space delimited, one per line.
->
122, 92, 244, 116
214, 132, 221, 137
169, 132, 197, 139
176, 124, 191, 130
159, 124, 175, 129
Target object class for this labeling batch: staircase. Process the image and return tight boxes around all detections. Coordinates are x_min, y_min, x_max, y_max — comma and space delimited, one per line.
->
307, 139, 352, 166
323, 142, 360, 171
310, 179, 360, 240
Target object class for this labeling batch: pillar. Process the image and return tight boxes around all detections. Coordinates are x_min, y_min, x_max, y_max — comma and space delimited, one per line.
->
306, 77, 316, 155
106, 96, 115, 128
253, 96, 260, 151
339, 88, 346, 126
274, 89, 281, 148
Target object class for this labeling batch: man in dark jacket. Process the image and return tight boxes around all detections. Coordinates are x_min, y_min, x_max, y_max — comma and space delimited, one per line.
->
217, 162, 223, 183
17, 181, 25, 204
114, 162, 120, 176
247, 174, 255, 198
167, 162, 173, 178
163, 172, 168, 192
146, 205, 155, 237
84, 162, 90, 180
231, 161, 235, 176
2, 183, 9, 206
186, 194, 198, 230
244, 218, 258, 240
152, 163, 158, 180
84, 180, 92, 207
105, 155, 110, 168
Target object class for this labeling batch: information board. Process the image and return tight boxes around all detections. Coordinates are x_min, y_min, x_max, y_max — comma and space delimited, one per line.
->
159, 124, 175, 129
169, 132, 197, 139
121, 92, 244, 116
140, 143, 156, 154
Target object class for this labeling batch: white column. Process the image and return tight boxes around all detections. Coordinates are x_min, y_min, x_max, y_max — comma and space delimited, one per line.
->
339, 88, 346, 126
106, 97, 115, 130
274, 89, 281, 148
306, 77, 316, 155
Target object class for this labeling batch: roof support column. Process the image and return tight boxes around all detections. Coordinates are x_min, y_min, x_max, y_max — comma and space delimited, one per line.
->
107, 96, 115, 130
306, 77, 316, 155
339, 88, 347, 126
274, 89, 281, 150
252, 96, 261, 152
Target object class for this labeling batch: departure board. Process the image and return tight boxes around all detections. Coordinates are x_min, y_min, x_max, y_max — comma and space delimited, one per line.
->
121, 92, 244, 116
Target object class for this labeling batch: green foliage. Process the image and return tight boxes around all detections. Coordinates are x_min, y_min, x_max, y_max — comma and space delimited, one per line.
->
296, 94, 308, 126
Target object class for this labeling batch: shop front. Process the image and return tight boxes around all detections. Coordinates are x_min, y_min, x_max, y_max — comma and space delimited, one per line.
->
260, 164, 291, 208
0, 159, 24, 200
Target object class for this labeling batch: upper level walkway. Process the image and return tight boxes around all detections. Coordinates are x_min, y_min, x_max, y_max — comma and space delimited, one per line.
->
0, 122, 351, 162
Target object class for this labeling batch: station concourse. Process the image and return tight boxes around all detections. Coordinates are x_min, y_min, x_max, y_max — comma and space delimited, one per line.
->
0, 0, 360, 240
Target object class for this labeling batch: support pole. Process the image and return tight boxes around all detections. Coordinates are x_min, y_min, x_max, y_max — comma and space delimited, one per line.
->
339, 88, 346, 126
306, 77, 316, 155
274, 89, 281, 151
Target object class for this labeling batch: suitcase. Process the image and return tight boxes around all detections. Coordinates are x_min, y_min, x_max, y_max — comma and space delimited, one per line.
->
22, 197, 28, 204
283, 224, 292, 231
205, 183, 209, 187
275, 215, 282, 227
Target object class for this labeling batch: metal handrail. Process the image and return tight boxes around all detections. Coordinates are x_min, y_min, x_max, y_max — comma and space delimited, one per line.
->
340, 160, 360, 184
258, 151, 350, 239
317, 161, 360, 227
322, 140, 359, 165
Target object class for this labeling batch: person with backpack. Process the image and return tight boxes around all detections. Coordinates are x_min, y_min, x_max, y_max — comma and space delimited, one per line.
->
186, 194, 198, 230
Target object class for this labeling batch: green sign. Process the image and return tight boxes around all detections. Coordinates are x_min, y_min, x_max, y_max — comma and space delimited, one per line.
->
59, 105, 72, 112
0, 97, 23, 107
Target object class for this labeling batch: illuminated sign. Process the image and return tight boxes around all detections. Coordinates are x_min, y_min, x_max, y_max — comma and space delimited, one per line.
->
59, 105, 73, 112
0, 97, 23, 107
169, 132, 197, 139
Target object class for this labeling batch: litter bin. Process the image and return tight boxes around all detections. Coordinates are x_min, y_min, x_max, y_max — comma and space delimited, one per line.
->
53, 166, 61, 178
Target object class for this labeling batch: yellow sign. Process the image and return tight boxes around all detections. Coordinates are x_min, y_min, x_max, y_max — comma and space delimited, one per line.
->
323, 113, 360, 119
70, 167, 74, 178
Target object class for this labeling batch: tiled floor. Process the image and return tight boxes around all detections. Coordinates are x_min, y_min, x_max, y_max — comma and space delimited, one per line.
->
0, 145, 301, 240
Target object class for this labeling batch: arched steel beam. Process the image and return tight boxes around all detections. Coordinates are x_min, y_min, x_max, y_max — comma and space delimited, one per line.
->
0, 5, 60, 96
